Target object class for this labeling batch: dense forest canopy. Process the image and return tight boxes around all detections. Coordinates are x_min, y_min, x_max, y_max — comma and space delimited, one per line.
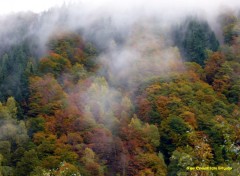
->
0, 2, 239, 176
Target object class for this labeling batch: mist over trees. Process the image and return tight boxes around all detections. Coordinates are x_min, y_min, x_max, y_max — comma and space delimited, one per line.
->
0, 2, 239, 176
173, 17, 219, 65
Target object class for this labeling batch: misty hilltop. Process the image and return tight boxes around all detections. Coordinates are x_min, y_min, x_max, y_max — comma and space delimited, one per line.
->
0, 1, 240, 176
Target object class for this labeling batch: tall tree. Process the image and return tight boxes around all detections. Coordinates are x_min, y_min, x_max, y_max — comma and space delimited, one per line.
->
173, 17, 219, 65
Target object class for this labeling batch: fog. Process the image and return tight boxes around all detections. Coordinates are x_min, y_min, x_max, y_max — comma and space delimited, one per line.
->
0, 0, 239, 85
0, 0, 240, 128
0, 0, 239, 50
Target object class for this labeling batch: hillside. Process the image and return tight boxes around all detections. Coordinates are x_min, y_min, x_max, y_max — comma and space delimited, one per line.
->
0, 4, 239, 176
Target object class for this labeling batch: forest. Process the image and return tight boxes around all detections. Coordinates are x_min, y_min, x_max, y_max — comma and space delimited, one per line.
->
0, 3, 239, 176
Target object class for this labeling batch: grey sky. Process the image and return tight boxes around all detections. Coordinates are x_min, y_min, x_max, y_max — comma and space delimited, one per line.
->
1, 0, 240, 15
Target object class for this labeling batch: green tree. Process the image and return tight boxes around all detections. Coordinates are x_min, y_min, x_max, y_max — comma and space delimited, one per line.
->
81, 148, 104, 176
6, 97, 17, 119
16, 150, 39, 176
174, 17, 219, 65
